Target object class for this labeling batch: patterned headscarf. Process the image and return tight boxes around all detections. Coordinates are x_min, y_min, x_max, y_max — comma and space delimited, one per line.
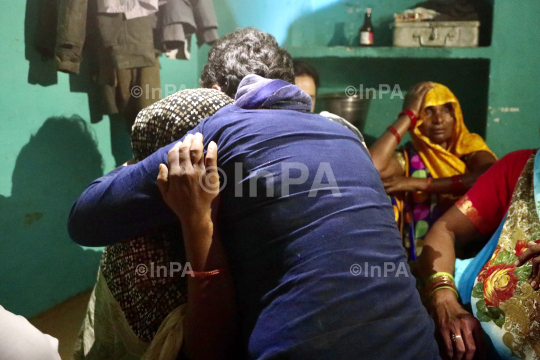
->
132, 88, 234, 160
410, 83, 496, 179
101, 89, 233, 342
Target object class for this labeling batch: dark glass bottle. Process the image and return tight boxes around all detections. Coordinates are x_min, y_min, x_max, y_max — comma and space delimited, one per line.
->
359, 8, 374, 46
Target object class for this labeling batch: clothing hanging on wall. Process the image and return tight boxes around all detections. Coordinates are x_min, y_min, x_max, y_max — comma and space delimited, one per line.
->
100, 57, 162, 125
159, 0, 219, 59
97, 0, 166, 20
36, 0, 219, 124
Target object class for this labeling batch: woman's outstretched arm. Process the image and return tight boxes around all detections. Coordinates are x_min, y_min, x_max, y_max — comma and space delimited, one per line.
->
157, 133, 237, 360
382, 150, 496, 195
417, 206, 486, 360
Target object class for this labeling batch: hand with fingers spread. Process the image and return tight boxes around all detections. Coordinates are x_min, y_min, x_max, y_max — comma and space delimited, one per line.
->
428, 289, 487, 360
369, 82, 434, 179
157, 133, 237, 360
157, 132, 220, 227
403, 82, 433, 117
514, 240, 540, 289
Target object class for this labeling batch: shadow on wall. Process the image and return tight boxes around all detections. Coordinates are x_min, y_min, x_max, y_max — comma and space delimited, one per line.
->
25, 0, 106, 122
0, 116, 103, 317
25, 0, 134, 167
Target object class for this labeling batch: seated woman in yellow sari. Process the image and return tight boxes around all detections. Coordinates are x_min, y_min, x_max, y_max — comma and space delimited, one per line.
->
370, 82, 497, 259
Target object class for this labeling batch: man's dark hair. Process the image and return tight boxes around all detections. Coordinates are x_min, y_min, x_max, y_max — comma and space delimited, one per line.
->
293, 60, 320, 89
200, 27, 295, 98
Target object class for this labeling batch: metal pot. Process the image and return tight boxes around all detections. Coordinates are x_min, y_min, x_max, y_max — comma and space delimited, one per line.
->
317, 92, 370, 132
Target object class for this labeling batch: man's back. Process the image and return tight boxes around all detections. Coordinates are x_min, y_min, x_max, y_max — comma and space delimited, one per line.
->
175, 105, 438, 359
69, 105, 440, 360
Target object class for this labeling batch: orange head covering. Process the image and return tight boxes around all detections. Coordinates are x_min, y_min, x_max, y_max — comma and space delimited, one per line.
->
410, 83, 495, 179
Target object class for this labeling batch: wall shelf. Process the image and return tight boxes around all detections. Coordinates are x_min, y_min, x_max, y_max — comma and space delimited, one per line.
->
287, 46, 492, 59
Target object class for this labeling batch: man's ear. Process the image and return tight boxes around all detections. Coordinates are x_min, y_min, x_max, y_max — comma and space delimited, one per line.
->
211, 85, 222, 92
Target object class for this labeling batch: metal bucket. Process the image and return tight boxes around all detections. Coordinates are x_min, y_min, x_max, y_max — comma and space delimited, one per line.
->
317, 93, 370, 132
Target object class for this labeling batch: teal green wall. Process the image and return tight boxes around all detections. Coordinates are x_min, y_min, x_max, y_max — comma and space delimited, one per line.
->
206, 0, 539, 156
1, 0, 538, 317
0, 1, 200, 317
485, 1, 540, 156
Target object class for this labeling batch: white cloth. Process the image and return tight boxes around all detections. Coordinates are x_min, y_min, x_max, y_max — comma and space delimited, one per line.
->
165, 41, 191, 61
0, 305, 61, 360
98, 0, 167, 20
73, 270, 186, 360
319, 111, 368, 151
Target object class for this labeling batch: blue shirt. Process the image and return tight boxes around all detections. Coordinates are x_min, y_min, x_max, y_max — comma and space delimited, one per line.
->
69, 105, 440, 360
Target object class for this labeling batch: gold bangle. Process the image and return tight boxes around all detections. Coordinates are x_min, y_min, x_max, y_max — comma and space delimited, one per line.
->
427, 272, 454, 282
424, 272, 457, 300
429, 286, 458, 299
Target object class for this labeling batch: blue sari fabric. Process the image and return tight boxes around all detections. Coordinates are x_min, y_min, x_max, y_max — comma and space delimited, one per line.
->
456, 216, 506, 305
454, 151, 540, 359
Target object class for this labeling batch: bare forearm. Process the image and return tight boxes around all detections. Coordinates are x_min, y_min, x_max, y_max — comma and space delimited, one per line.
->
423, 151, 496, 194
183, 274, 237, 360
182, 215, 227, 271
425, 171, 484, 195
418, 206, 481, 280
417, 220, 462, 313
417, 221, 457, 279
369, 114, 411, 174
182, 219, 237, 360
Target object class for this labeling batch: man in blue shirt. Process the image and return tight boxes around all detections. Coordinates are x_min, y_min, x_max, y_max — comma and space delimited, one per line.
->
69, 28, 440, 359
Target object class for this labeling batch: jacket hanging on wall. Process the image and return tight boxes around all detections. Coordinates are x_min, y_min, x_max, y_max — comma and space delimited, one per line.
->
36, 0, 219, 123
97, 0, 166, 20
159, 0, 219, 60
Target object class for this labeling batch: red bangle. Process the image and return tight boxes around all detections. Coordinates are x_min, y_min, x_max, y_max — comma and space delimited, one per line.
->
450, 175, 465, 194
387, 125, 402, 144
400, 110, 418, 131
185, 268, 225, 278
426, 177, 432, 191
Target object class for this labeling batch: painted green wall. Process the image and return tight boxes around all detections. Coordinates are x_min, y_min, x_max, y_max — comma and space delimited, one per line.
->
1, 0, 538, 317
485, 1, 540, 156
0, 1, 200, 317
206, 0, 538, 156
281, 0, 539, 156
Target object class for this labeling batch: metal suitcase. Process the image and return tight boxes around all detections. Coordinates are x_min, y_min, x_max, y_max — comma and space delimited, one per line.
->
393, 21, 480, 47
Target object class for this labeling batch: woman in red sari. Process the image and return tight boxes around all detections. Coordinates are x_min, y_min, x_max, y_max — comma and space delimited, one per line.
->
418, 148, 540, 360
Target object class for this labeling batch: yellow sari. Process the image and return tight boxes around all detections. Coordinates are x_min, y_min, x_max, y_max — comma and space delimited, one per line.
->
395, 83, 496, 258
410, 83, 496, 179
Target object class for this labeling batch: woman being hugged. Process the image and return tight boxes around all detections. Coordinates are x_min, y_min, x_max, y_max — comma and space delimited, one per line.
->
370, 82, 496, 259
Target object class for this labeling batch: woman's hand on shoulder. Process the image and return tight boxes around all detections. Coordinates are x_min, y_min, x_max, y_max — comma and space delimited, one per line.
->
403, 82, 433, 116
382, 175, 427, 194
156, 133, 220, 227
428, 289, 487, 360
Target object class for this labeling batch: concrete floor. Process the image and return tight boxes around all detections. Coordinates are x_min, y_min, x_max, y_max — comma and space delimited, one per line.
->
30, 290, 92, 360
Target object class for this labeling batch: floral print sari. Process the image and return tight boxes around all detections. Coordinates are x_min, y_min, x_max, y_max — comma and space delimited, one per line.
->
467, 154, 540, 359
